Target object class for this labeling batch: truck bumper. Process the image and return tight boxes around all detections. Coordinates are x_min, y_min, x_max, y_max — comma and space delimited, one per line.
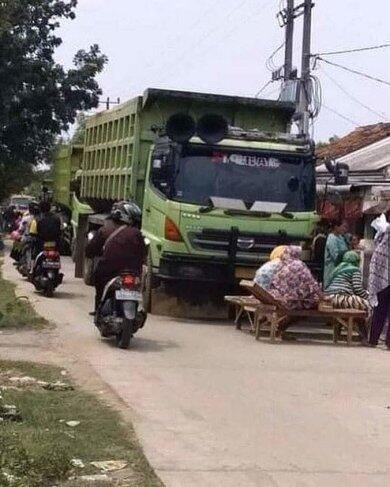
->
157, 253, 248, 283
157, 252, 322, 283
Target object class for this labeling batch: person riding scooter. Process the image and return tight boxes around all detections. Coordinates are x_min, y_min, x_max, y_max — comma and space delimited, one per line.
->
31, 201, 61, 276
16, 202, 41, 274
85, 200, 146, 315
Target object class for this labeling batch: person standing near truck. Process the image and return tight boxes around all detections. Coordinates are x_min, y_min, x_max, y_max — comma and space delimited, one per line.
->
323, 219, 349, 289
368, 214, 390, 349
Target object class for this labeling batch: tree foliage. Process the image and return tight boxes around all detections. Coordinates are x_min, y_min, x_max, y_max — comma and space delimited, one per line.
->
0, 0, 107, 196
71, 113, 87, 145
0, 162, 35, 202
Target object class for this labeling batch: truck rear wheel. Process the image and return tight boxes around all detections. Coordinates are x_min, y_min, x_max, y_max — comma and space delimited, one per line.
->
83, 257, 95, 286
143, 251, 153, 313
71, 238, 76, 262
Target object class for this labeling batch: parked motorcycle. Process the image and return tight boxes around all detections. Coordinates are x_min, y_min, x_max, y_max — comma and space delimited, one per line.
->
30, 242, 63, 297
95, 271, 147, 349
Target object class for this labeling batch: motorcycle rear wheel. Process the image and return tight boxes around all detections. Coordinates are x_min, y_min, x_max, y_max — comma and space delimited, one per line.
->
116, 318, 133, 349
44, 284, 54, 298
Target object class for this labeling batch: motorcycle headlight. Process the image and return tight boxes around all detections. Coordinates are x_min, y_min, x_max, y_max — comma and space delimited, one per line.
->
87, 232, 95, 241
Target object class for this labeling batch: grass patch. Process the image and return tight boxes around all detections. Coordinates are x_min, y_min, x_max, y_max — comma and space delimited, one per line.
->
0, 259, 47, 330
0, 360, 163, 487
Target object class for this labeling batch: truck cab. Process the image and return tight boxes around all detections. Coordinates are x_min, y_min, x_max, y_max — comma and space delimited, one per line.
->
143, 128, 316, 292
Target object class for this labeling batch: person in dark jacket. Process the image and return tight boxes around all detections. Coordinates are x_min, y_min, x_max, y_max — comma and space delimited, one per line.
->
30, 201, 61, 276
36, 201, 61, 248
86, 200, 146, 314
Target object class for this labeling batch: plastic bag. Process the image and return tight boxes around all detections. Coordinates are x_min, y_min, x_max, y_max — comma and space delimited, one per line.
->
371, 213, 389, 235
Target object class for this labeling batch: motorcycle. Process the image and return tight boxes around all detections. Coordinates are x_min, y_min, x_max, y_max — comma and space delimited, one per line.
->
30, 242, 64, 297
95, 271, 147, 349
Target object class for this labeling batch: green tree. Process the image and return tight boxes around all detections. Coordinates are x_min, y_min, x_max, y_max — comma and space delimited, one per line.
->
0, 0, 107, 175
71, 113, 88, 145
0, 162, 35, 202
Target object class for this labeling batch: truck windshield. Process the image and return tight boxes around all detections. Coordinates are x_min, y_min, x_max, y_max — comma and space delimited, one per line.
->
173, 145, 315, 212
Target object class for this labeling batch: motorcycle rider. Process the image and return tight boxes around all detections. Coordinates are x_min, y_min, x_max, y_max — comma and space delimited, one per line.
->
85, 200, 146, 315
17, 202, 41, 270
31, 201, 61, 276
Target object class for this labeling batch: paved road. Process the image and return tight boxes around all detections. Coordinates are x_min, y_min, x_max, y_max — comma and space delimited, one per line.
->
3, 257, 390, 487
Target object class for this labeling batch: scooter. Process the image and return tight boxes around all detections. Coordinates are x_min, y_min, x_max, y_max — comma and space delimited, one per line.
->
30, 242, 64, 297
95, 271, 147, 349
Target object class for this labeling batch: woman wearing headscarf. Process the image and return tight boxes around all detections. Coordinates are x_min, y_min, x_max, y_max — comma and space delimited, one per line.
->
325, 251, 369, 311
254, 245, 286, 290
269, 246, 322, 311
368, 224, 390, 349
323, 219, 349, 289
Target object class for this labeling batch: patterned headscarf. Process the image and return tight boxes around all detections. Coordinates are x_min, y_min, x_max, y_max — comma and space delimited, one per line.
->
368, 227, 390, 307
281, 245, 302, 261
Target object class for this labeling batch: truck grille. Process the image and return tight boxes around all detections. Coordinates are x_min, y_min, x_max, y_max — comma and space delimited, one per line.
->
189, 229, 305, 265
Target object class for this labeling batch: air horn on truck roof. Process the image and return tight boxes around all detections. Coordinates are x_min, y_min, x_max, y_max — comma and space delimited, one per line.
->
166, 113, 228, 144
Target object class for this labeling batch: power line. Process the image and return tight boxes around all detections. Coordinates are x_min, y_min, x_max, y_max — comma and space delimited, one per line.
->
255, 80, 272, 98
314, 43, 390, 57
316, 57, 390, 87
322, 103, 359, 126
320, 68, 389, 120
143, 0, 226, 70
266, 42, 285, 72
150, 0, 253, 82
156, 0, 274, 84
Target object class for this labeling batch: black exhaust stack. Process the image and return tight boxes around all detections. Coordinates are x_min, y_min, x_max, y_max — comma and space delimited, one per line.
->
165, 113, 228, 144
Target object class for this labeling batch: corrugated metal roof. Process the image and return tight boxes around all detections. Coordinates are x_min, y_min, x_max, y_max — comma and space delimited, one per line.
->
317, 136, 390, 173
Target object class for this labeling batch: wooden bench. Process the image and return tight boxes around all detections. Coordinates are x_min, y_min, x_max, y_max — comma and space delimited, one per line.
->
239, 280, 368, 345
224, 295, 259, 331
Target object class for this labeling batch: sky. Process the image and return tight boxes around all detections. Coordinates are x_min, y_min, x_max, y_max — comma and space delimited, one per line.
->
56, 0, 390, 142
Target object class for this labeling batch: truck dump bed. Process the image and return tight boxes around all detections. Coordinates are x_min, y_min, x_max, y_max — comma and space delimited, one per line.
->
53, 145, 84, 208
80, 88, 296, 212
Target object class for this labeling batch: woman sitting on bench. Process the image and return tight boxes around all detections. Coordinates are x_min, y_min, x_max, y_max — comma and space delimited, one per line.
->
325, 251, 369, 311
254, 245, 286, 290
269, 246, 322, 311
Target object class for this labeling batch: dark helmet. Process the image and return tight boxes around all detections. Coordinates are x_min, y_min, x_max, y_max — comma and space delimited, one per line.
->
111, 200, 142, 226
39, 200, 51, 213
28, 202, 40, 216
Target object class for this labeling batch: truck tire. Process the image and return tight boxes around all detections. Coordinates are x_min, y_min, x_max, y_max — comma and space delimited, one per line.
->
71, 238, 76, 262
143, 251, 153, 313
83, 257, 95, 286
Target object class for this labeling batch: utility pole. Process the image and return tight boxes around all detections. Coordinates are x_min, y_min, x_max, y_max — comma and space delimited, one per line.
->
298, 0, 314, 135
98, 97, 121, 110
284, 0, 295, 80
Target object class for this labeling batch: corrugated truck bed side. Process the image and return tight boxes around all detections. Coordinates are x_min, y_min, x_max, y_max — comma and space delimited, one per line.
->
80, 96, 152, 208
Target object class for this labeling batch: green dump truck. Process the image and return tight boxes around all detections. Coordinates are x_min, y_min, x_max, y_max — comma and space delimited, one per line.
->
52, 145, 92, 254
74, 88, 317, 308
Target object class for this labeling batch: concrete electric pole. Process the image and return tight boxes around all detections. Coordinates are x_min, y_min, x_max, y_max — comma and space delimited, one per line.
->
298, 0, 314, 135
278, 1, 314, 136
284, 0, 295, 81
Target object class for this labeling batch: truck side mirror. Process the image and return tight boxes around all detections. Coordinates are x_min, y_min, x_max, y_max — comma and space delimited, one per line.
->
151, 155, 174, 197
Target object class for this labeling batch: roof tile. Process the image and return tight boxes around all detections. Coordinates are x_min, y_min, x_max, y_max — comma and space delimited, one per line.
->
316, 123, 390, 160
